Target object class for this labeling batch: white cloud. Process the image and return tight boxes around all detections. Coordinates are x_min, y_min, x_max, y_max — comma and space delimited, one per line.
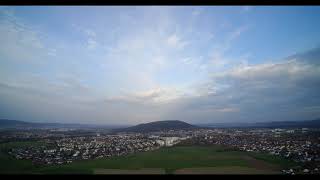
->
70, 24, 99, 50
109, 87, 185, 105
215, 59, 317, 83
84, 29, 98, 50
152, 56, 166, 67
215, 107, 239, 113
228, 25, 249, 42
199, 64, 208, 71
192, 8, 202, 16
204, 25, 250, 72
85, 29, 96, 37
208, 32, 215, 40
87, 38, 97, 50
167, 33, 188, 49
47, 49, 57, 56
181, 57, 193, 65
209, 52, 229, 69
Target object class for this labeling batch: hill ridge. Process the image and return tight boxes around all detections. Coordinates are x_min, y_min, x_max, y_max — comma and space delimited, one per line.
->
113, 120, 197, 133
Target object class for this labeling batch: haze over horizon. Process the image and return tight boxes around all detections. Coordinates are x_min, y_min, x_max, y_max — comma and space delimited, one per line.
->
1, 6, 320, 125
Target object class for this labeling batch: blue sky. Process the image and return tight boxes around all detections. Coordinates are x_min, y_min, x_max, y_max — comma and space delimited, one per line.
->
1, 6, 320, 125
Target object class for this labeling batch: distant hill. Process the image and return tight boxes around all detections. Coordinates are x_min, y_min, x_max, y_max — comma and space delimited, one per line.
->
253, 119, 320, 128
198, 119, 320, 128
113, 120, 197, 133
0, 119, 125, 130
0, 119, 74, 129
0, 119, 35, 129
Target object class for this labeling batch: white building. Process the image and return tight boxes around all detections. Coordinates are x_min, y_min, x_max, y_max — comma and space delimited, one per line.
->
155, 140, 165, 146
162, 137, 180, 147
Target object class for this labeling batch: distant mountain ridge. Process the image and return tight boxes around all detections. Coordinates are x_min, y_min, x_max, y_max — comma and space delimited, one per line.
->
253, 119, 320, 128
197, 119, 320, 128
0, 119, 126, 130
0, 119, 34, 128
113, 120, 197, 133
1, 118, 320, 130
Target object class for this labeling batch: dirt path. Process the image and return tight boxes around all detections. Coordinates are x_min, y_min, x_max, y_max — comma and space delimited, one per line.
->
174, 166, 279, 174
94, 168, 166, 174
242, 155, 280, 171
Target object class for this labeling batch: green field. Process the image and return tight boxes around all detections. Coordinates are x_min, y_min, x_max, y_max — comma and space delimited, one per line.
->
0, 141, 298, 174
0, 141, 46, 174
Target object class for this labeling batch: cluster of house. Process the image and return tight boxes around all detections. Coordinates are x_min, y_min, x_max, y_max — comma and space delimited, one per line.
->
8, 134, 188, 165
188, 128, 320, 174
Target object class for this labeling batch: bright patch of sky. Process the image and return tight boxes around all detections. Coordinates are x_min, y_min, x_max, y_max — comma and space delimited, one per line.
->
1, 6, 320, 125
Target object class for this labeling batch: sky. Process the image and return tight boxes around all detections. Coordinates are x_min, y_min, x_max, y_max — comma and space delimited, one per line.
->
1, 6, 320, 125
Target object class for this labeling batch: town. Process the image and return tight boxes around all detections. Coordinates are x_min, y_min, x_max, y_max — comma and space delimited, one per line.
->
4, 127, 320, 174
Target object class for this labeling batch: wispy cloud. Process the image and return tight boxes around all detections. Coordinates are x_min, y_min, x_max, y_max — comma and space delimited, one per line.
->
47, 48, 57, 56
228, 25, 249, 42
167, 33, 188, 49
85, 29, 96, 37
0, 9, 48, 62
87, 38, 97, 50
192, 8, 202, 16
